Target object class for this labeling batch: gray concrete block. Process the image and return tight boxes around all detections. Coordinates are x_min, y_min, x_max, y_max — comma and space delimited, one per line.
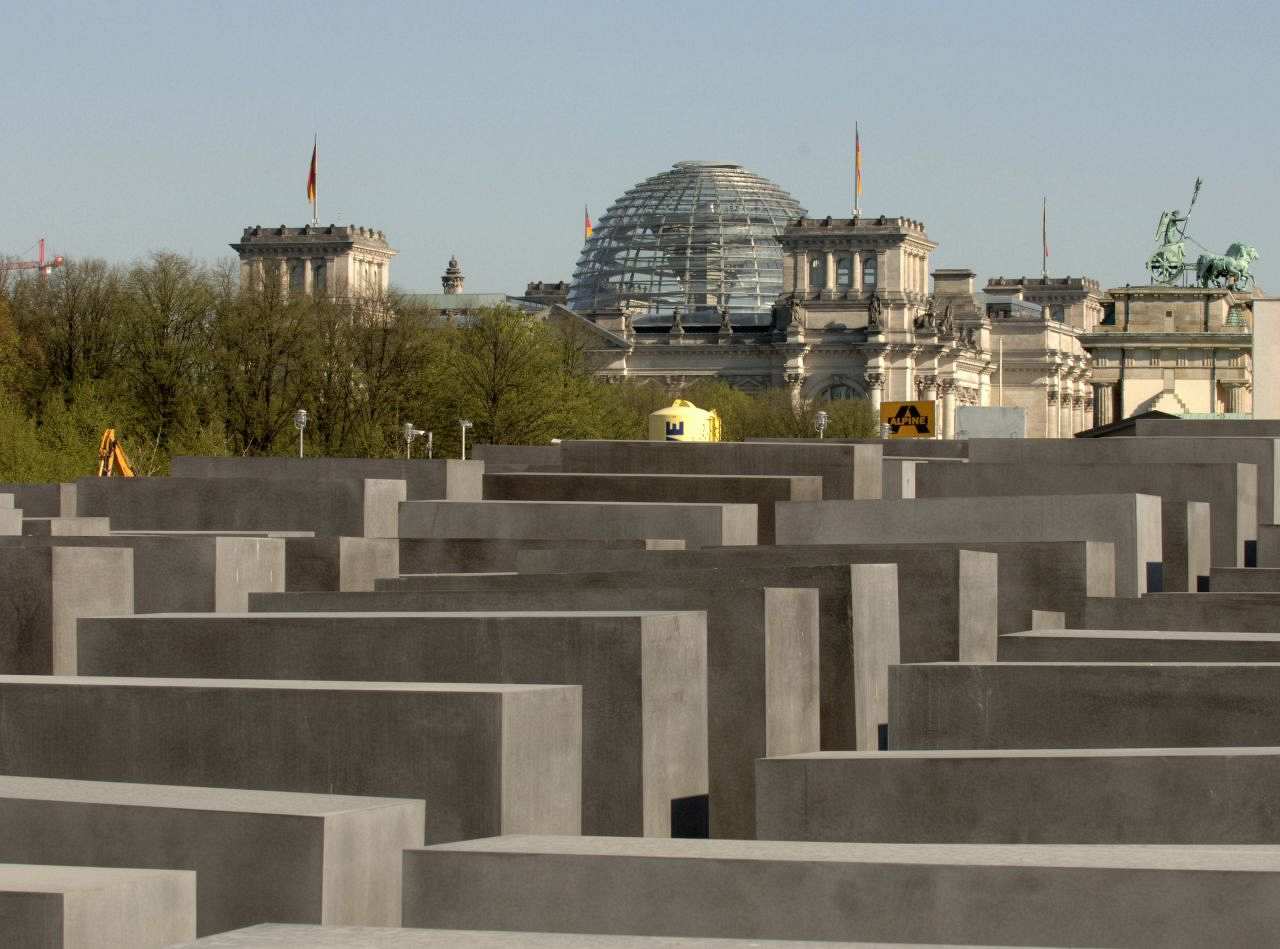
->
174, 924, 885, 947
510, 543, 1024, 655
171, 456, 483, 501
1000, 629, 1280, 661
399, 500, 757, 547
74, 477, 406, 537
0, 776, 423, 934
0, 676, 580, 844
881, 459, 917, 499
559, 440, 882, 500
513, 540, 1113, 637
0, 864, 195, 949
248, 589, 814, 840
403, 835, 1280, 946
776, 494, 1162, 597
0, 535, 284, 614
0, 546, 132, 674
0, 507, 20, 535
1259, 523, 1280, 567
284, 537, 398, 592
371, 563, 896, 753
916, 461, 1256, 571
22, 517, 112, 537
402, 538, 684, 573
0, 483, 59, 516
1084, 591, 1280, 633
1211, 566, 1280, 591
482, 472, 821, 544
1167, 499, 1212, 592
967, 435, 1280, 524
891, 662, 1280, 750
470, 443, 562, 473
756, 748, 1280, 844
77, 611, 703, 839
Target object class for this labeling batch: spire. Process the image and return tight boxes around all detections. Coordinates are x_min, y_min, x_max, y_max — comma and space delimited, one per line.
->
442, 255, 464, 294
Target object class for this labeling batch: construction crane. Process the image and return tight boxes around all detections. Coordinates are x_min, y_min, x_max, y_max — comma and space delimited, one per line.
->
96, 429, 135, 477
2, 238, 65, 275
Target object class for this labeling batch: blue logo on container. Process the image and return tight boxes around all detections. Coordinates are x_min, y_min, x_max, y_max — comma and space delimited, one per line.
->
665, 421, 684, 440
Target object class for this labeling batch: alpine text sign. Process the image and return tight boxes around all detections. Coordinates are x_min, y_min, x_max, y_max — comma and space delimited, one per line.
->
880, 400, 936, 438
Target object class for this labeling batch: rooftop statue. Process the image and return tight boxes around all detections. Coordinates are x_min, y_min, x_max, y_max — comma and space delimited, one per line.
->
1196, 242, 1259, 291
1146, 179, 1200, 285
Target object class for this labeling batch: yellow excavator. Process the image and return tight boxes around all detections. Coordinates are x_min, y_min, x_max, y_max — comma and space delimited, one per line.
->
96, 429, 135, 477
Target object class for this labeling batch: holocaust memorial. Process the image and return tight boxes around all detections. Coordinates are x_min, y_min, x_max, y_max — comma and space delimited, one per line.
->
6, 167, 1280, 948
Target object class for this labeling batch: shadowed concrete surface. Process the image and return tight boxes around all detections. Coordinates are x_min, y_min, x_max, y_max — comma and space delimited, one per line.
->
404, 835, 1280, 947
0, 776, 423, 934
244, 591, 813, 839
0, 863, 195, 949
756, 749, 1280, 844
76, 611, 706, 839
0, 676, 580, 844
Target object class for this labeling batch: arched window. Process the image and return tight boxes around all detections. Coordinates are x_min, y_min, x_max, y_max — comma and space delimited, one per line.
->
862, 255, 878, 289
825, 383, 859, 400
809, 255, 826, 291
836, 255, 853, 289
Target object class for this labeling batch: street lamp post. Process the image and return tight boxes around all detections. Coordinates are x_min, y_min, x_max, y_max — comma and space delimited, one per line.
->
459, 419, 473, 460
294, 409, 308, 458
814, 409, 829, 439
402, 422, 427, 459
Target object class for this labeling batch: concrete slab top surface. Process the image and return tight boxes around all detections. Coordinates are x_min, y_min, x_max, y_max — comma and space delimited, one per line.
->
112, 530, 316, 537
172, 923, 992, 947
765, 747, 1280, 761
407, 499, 751, 508
1006, 629, 1280, 642
0, 775, 422, 815
0, 675, 578, 694
0, 863, 192, 892
110, 610, 706, 621
423, 836, 1280, 871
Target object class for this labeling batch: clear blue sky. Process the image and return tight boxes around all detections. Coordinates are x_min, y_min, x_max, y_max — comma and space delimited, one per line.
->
5, 0, 1278, 294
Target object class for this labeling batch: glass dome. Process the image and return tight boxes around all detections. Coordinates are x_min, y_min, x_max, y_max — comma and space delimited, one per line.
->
569, 161, 806, 326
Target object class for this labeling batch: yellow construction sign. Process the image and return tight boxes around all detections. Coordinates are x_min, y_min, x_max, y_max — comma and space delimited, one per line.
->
879, 400, 936, 438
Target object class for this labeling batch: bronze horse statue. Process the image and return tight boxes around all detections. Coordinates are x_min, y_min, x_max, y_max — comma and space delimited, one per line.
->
1197, 242, 1259, 291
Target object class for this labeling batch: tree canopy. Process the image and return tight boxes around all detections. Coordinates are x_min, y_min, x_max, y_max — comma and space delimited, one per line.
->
0, 254, 876, 480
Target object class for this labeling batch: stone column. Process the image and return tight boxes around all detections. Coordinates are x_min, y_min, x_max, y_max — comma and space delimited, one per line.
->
784, 370, 805, 409
825, 252, 836, 293
1046, 389, 1060, 438
939, 380, 957, 439
864, 371, 885, 420
798, 252, 809, 294
302, 258, 313, 295
1091, 384, 1112, 427
852, 251, 862, 292
1225, 383, 1244, 414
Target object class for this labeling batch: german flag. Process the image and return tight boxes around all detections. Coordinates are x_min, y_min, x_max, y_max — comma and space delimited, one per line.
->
584, 205, 593, 240
307, 139, 317, 205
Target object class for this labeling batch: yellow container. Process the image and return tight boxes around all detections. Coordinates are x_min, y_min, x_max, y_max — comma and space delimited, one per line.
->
648, 400, 722, 442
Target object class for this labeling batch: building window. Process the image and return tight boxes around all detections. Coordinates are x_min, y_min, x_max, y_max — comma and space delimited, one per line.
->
825, 383, 858, 400
809, 255, 826, 291
312, 260, 326, 293
289, 260, 306, 292
862, 255, 877, 289
836, 255, 853, 289
1050, 304, 1065, 323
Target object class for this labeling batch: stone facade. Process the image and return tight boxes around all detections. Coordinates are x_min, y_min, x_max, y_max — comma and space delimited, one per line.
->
571, 215, 1103, 439
1084, 286, 1253, 422
983, 278, 1098, 437
230, 224, 395, 298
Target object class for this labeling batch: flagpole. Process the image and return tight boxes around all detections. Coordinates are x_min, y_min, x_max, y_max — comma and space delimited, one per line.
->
311, 135, 318, 225
1041, 196, 1047, 279
853, 123, 861, 218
